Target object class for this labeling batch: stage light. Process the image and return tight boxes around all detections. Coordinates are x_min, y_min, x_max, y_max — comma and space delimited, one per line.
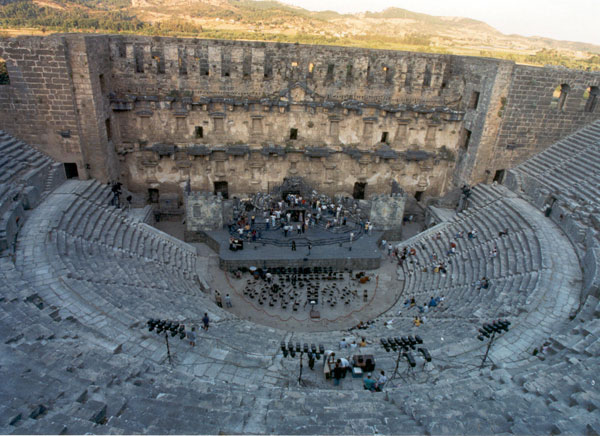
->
146, 318, 187, 366
279, 341, 325, 385
417, 347, 431, 362
404, 352, 416, 368
477, 319, 510, 369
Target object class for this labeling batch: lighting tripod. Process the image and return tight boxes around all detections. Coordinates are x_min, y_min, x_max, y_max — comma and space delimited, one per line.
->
477, 319, 511, 369
281, 341, 324, 386
147, 318, 187, 366
381, 335, 432, 384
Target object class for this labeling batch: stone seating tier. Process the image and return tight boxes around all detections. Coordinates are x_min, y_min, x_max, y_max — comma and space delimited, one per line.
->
363, 184, 580, 371
3, 241, 597, 435
0, 123, 598, 433
0, 131, 64, 253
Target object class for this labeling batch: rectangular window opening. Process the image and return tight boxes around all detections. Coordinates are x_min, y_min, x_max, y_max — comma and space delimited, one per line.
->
551, 84, 570, 111
423, 66, 432, 87
148, 188, 159, 203
414, 191, 424, 202
381, 132, 389, 143
98, 74, 105, 94
289, 128, 298, 140
105, 118, 112, 141
199, 56, 209, 76
493, 169, 505, 184
461, 128, 472, 149
195, 126, 203, 138
134, 46, 144, 73
264, 56, 273, 79
469, 91, 480, 109
584, 86, 599, 113
384, 66, 393, 84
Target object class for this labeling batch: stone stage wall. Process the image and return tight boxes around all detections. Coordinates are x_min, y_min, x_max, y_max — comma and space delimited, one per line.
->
1, 34, 599, 203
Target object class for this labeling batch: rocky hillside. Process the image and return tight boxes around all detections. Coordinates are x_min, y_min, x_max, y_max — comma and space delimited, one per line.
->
1, 0, 599, 70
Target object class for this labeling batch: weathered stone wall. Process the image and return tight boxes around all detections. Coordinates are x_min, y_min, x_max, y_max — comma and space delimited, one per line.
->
1, 34, 599, 200
0, 36, 83, 168
185, 192, 225, 232
453, 58, 515, 185
66, 35, 120, 182
107, 35, 471, 199
369, 192, 407, 240
107, 35, 463, 103
480, 65, 600, 183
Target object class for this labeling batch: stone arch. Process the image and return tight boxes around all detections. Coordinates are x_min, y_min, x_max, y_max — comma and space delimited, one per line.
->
583, 86, 599, 113
551, 83, 569, 111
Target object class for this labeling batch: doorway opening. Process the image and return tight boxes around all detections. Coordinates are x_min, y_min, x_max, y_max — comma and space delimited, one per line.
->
148, 188, 159, 203
493, 169, 506, 183
353, 182, 366, 200
214, 181, 229, 199
64, 163, 79, 179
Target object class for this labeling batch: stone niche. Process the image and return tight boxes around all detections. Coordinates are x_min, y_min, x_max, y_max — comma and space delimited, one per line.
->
369, 192, 407, 240
184, 192, 230, 243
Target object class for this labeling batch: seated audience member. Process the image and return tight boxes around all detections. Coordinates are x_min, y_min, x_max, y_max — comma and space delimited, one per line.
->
363, 373, 376, 391
375, 370, 387, 391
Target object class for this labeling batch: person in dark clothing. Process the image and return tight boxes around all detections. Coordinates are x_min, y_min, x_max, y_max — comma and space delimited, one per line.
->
291, 240, 296, 251
202, 313, 210, 330
308, 352, 315, 371
333, 360, 344, 386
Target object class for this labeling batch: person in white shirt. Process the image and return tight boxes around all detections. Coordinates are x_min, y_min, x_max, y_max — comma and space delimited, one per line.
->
339, 357, 351, 377
375, 370, 387, 391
